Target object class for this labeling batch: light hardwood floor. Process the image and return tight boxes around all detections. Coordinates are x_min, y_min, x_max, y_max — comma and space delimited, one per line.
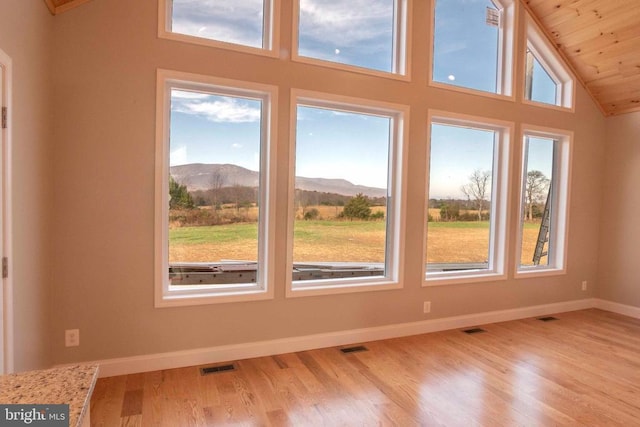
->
90, 309, 640, 426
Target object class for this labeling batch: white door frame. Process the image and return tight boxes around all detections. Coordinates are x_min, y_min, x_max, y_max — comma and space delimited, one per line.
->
0, 48, 13, 374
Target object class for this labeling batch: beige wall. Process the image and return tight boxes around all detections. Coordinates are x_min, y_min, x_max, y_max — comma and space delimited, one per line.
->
0, 0, 54, 371
597, 112, 640, 306
45, 0, 608, 365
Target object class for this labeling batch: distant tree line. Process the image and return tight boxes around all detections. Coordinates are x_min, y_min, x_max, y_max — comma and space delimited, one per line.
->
169, 177, 386, 226
429, 199, 491, 222
171, 167, 549, 227
299, 193, 385, 222
191, 186, 258, 210
296, 189, 386, 209
428, 169, 550, 222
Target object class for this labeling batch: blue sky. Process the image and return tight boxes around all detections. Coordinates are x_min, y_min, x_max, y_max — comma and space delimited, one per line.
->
432, 0, 499, 93
429, 124, 495, 200
169, 0, 556, 198
296, 106, 390, 189
170, 92, 391, 189
170, 90, 262, 172
530, 55, 558, 104
525, 137, 554, 180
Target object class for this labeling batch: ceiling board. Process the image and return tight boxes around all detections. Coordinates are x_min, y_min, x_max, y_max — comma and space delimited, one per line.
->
525, 0, 640, 115
44, 0, 92, 15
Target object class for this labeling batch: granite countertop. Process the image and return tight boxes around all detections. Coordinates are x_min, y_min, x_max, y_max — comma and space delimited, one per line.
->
0, 364, 99, 427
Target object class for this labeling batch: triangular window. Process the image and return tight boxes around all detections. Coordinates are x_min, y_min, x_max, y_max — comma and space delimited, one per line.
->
525, 15, 574, 109
525, 48, 558, 105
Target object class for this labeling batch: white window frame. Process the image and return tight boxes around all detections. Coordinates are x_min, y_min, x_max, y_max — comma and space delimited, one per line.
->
158, 0, 281, 58
286, 90, 408, 297
429, 0, 516, 99
515, 125, 572, 278
0, 48, 14, 374
424, 111, 512, 286
523, 14, 575, 110
291, 0, 411, 81
154, 69, 277, 307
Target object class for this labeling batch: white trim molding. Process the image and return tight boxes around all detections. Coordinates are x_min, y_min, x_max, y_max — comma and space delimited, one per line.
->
0, 48, 13, 375
594, 299, 640, 319
86, 298, 595, 378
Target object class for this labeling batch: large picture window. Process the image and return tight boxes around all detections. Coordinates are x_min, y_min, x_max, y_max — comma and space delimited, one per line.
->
155, 70, 277, 306
425, 113, 511, 284
287, 91, 407, 295
431, 0, 514, 96
517, 127, 572, 275
294, 0, 408, 76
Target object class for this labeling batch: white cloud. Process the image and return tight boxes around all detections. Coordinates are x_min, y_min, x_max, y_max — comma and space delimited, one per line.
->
170, 146, 188, 166
172, 0, 264, 47
231, 143, 243, 149
172, 90, 210, 100
172, 95, 261, 123
299, 0, 393, 47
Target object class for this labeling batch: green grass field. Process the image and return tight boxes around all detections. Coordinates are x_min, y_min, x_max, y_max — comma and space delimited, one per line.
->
169, 220, 545, 265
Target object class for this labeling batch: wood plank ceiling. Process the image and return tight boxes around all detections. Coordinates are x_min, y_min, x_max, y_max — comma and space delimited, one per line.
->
43, 0, 640, 116
525, 0, 640, 116
44, 0, 92, 16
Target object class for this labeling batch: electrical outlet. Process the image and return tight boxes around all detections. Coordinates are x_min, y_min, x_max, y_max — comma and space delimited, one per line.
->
65, 329, 80, 347
423, 301, 431, 313
581, 281, 587, 291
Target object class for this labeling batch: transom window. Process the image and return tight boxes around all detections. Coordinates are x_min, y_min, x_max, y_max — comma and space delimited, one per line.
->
159, 0, 278, 54
431, 0, 514, 96
425, 113, 511, 284
294, 0, 408, 75
288, 91, 407, 295
155, 70, 277, 306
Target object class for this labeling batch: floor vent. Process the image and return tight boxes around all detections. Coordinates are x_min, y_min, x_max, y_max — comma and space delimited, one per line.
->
200, 364, 236, 375
340, 345, 368, 354
462, 328, 486, 334
538, 316, 558, 322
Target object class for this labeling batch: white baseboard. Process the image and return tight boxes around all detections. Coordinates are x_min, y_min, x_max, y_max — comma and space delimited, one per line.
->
594, 298, 640, 319
91, 298, 596, 378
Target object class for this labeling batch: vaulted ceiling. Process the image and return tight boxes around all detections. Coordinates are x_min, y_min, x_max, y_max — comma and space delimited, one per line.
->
44, 0, 640, 116
524, 0, 640, 116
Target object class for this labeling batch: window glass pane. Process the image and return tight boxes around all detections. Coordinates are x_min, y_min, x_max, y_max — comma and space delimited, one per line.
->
520, 136, 554, 267
171, 0, 265, 48
525, 50, 558, 105
293, 105, 391, 282
298, 0, 395, 72
427, 124, 495, 271
432, 0, 500, 93
168, 89, 263, 286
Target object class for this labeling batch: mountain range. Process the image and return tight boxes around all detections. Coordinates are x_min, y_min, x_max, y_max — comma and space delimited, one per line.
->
170, 163, 387, 198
